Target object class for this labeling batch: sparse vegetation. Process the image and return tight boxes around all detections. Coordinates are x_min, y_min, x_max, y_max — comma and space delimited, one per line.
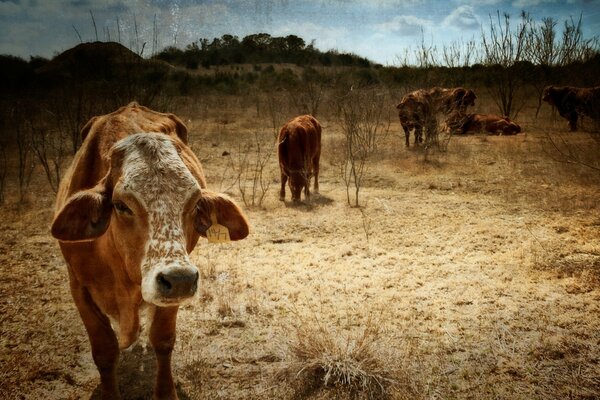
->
1, 12, 600, 400
280, 314, 398, 399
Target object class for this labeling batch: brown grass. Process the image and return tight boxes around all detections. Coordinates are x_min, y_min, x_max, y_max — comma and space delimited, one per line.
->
279, 312, 400, 400
1, 89, 600, 399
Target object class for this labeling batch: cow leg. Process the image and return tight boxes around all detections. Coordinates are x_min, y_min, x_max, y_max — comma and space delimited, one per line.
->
402, 125, 410, 147
304, 180, 310, 201
70, 283, 120, 400
415, 126, 423, 145
150, 306, 179, 400
279, 173, 287, 201
568, 113, 578, 131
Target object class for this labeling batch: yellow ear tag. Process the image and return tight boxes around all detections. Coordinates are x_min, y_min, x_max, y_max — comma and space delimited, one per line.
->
206, 212, 230, 243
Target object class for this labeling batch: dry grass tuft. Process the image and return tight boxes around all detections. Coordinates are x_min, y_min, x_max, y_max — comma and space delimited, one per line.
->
279, 315, 400, 400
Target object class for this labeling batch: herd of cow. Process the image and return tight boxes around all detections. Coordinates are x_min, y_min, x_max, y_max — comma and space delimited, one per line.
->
396, 84, 599, 146
50, 83, 599, 399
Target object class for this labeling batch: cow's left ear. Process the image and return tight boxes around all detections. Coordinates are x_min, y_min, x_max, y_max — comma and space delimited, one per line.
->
194, 190, 249, 241
51, 184, 112, 242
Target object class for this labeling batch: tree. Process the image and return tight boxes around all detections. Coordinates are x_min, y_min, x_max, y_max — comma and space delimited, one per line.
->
480, 11, 530, 118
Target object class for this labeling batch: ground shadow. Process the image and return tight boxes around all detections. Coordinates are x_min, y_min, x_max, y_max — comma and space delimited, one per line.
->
282, 193, 334, 211
90, 344, 190, 400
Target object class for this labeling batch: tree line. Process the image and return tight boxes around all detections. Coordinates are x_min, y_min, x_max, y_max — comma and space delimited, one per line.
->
153, 33, 372, 69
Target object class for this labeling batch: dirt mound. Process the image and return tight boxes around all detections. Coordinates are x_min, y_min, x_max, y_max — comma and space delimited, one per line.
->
36, 41, 167, 81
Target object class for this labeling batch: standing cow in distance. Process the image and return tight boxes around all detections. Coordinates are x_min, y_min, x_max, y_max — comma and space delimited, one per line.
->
396, 87, 476, 146
51, 102, 249, 400
277, 115, 322, 202
542, 85, 600, 131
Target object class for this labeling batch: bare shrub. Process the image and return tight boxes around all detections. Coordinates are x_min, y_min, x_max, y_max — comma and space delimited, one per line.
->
285, 68, 328, 117
229, 131, 274, 208
480, 11, 530, 119
280, 316, 398, 400
29, 115, 69, 193
10, 107, 36, 203
542, 131, 600, 172
337, 87, 391, 207
261, 91, 289, 137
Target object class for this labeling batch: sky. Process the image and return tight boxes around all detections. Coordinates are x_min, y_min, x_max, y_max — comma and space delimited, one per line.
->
1, 0, 599, 65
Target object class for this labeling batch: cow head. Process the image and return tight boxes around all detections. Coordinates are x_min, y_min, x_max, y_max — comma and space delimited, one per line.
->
52, 133, 249, 306
542, 86, 557, 104
504, 122, 522, 135
450, 88, 476, 112
288, 168, 309, 202
462, 89, 476, 107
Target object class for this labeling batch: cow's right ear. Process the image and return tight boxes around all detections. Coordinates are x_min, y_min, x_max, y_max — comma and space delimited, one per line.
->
51, 185, 112, 242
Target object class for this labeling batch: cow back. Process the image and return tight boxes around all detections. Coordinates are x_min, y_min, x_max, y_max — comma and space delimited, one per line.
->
278, 115, 321, 174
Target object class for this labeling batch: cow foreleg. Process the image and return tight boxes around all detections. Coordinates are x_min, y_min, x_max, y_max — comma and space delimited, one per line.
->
415, 126, 423, 145
279, 173, 288, 201
402, 125, 410, 147
150, 306, 179, 400
568, 113, 578, 131
71, 284, 120, 400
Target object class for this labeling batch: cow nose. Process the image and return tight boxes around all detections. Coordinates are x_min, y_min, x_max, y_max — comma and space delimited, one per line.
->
156, 268, 199, 298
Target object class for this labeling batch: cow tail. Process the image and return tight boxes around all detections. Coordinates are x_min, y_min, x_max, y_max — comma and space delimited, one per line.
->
278, 128, 289, 174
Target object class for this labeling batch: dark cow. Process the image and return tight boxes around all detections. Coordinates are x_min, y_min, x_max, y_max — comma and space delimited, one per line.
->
460, 114, 522, 135
277, 115, 322, 202
542, 85, 600, 131
397, 87, 476, 146
51, 102, 249, 399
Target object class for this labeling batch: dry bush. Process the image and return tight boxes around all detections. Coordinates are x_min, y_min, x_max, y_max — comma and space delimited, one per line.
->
227, 130, 275, 208
279, 314, 400, 400
337, 86, 391, 206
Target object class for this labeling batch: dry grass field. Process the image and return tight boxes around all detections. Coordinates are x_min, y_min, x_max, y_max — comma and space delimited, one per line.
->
1, 93, 599, 399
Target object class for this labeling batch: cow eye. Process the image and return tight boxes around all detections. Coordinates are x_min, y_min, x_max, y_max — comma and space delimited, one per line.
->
113, 201, 133, 215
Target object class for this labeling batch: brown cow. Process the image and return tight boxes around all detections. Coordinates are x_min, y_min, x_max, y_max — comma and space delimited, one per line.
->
542, 85, 600, 131
51, 102, 249, 399
460, 114, 522, 135
277, 115, 321, 202
397, 87, 476, 146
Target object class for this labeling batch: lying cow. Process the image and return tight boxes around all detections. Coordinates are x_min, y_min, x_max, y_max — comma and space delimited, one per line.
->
277, 115, 321, 202
51, 102, 249, 399
542, 85, 600, 131
460, 114, 522, 135
397, 86, 476, 146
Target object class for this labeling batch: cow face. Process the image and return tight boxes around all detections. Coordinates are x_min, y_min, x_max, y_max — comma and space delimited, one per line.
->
52, 133, 249, 307
463, 89, 476, 107
288, 170, 307, 202
542, 86, 555, 103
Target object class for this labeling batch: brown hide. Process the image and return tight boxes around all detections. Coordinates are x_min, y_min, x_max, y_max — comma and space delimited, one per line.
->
277, 115, 322, 202
461, 114, 522, 135
396, 87, 476, 146
542, 85, 600, 131
51, 102, 249, 400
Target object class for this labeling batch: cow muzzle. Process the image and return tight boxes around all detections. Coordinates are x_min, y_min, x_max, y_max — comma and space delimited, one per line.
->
143, 264, 199, 306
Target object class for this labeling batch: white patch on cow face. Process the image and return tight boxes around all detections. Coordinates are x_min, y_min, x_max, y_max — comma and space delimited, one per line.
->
113, 133, 200, 306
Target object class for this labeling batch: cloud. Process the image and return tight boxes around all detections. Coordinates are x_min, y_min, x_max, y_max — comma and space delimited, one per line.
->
456, 0, 504, 5
443, 5, 480, 30
375, 15, 432, 36
511, 0, 556, 7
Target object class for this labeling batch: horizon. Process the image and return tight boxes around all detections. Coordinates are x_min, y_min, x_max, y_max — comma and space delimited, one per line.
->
1, 1, 599, 66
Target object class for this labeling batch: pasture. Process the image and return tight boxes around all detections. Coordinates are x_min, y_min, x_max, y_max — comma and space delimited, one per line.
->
1, 91, 599, 400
